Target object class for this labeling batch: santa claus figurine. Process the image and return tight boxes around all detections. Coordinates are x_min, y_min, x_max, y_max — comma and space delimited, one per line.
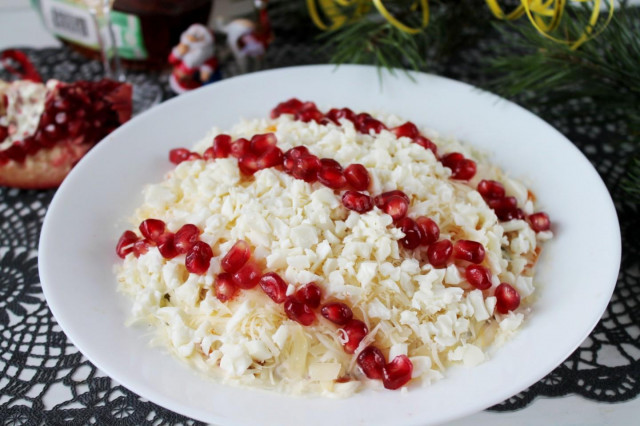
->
168, 24, 221, 94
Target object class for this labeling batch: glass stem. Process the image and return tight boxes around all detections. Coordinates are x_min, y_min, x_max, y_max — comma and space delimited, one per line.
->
89, 5, 125, 82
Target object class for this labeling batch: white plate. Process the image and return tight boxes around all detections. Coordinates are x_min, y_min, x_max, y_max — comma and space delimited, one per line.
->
39, 65, 620, 425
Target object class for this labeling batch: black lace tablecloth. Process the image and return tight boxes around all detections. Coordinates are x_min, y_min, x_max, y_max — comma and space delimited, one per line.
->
1, 43, 638, 425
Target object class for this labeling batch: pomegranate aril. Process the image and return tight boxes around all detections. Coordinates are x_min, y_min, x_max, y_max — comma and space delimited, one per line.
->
0, 125, 8, 141
495, 283, 521, 314
357, 346, 386, 380
382, 355, 413, 390
341, 319, 368, 354
320, 158, 342, 170
116, 230, 139, 258
295, 283, 322, 308
259, 272, 288, 304
221, 240, 251, 273
5, 144, 26, 163
185, 241, 213, 274
342, 190, 374, 213
186, 152, 202, 161
157, 233, 179, 259
453, 240, 486, 264
477, 179, 505, 200
169, 148, 190, 165
381, 195, 409, 221
321, 302, 353, 325
203, 146, 215, 160
398, 217, 422, 249
257, 146, 283, 169
416, 216, 440, 246
174, 224, 200, 254
326, 107, 356, 124
271, 98, 303, 118
488, 196, 523, 221
139, 218, 166, 243
211, 134, 232, 158
215, 273, 238, 302
297, 102, 324, 123
392, 122, 419, 139
465, 265, 492, 290
230, 138, 250, 158
344, 164, 370, 191
441, 152, 477, 180
292, 155, 321, 182
529, 212, 551, 232
374, 190, 410, 209
283, 146, 310, 172
232, 261, 262, 289
132, 239, 150, 257
0, 151, 8, 166
413, 136, 438, 155
250, 133, 277, 155
354, 113, 386, 134
238, 153, 260, 175
427, 239, 453, 268
317, 163, 347, 189
284, 296, 316, 326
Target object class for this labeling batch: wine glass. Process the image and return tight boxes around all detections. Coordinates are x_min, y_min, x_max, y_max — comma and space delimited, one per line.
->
83, 0, 162, 114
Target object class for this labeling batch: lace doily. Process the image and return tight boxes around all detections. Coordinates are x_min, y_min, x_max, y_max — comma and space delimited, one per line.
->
0, 42, 637, 424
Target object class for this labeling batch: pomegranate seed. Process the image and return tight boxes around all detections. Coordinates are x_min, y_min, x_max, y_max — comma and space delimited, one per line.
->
295, 283, 322, 308
292, 155, 321, 182
495, 283, 521, 314
441, 152, 477, 180
238, 152, 260, 175
174, 224, 200, 254
344, 164, 370, 191
232, 261, 262, 289
382, 355, 413, 390
22, 137, 39, 155
357, 346, 386, 379
132, 239, 149, 257
477, 180, 505, 200
321, 302, 353, 325
465, 265, 492, 290
416, 216, 440, 246
284, 296, 316, 325
342, 190, 374, 213
271, 98, 303, 118
116, 230, 138, 258
381, 195, 409, 221
413, 136, 438, 155
297, 102, 324, 123
488, 196, 524, 221
257, 146, 284, 169
139, 219, 166, 243
169, 148, 190, 165
221, 240, 251, 273
259, 272, 288, 303
317, 163, 347, 190
354, 113, 386, 134
529, 212, 551, 232
453, 240, 485, 264
203, 146, 215, 160
0, 125, 8, 141
250, 133, 277, 155
320, 158, 342, 170
230, 138, 250, 158
373, 190, 410, 209
187, 152, 202, 161
185, 241, 213, 274
427, 239, 453, 268
326, 107, 356, 124
341, 319, 368, 354
398, 217, 422, 249
0, 151, 8, 166
392, 122, 419, 139
215, 272, 238, 302
5, 144, 26, 163
212, 134, 232, 158
283, 146, 310, 172
157, 233, 179, 259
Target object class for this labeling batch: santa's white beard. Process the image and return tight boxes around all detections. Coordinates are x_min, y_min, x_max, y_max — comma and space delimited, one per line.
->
181, 43, 214, 69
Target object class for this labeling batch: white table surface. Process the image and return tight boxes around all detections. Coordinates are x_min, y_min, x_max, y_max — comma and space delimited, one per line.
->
0, 1, 636, 425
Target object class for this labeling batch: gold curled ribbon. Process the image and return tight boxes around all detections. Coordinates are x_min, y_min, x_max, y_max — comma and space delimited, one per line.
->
307, 0, 428, 33
486, 0, 615, 49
